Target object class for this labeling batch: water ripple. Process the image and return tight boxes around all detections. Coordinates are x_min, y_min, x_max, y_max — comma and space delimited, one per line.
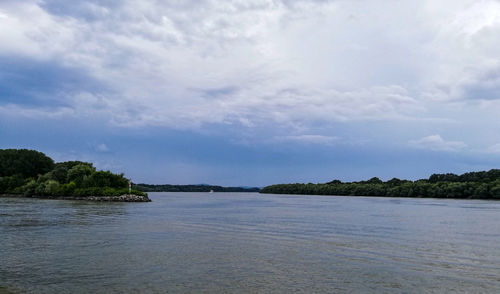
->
1, 193, 500, 293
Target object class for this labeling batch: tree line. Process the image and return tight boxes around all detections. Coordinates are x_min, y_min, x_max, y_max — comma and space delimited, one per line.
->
260, 170, 500, 199
133, 183, 261, 193
0, 149, 146, 197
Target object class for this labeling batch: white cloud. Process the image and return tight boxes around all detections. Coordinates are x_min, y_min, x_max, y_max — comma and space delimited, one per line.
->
419, 0, 500, 101
485, 143, 500, 154
1, 0, 500, 147
0, 104, 74, 119
273, 134, 340, 146
95, 143, 109, 152
410, 135, 467, 152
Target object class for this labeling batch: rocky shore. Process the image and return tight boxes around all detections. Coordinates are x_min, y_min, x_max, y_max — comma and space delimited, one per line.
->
0, 194, 151, 202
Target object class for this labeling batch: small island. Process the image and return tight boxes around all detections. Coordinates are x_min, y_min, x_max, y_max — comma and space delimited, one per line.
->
0, 149, 150, 202
260, 170, 500, 200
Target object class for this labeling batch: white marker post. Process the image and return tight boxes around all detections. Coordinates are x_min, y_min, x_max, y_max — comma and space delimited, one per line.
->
128, 179, 132, 194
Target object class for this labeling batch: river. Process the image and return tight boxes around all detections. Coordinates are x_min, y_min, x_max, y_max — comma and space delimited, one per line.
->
1, 192, 500, 293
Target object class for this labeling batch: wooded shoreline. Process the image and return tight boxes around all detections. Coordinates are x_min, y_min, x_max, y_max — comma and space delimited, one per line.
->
0, 149, 148, 201
260, 169, 500, 200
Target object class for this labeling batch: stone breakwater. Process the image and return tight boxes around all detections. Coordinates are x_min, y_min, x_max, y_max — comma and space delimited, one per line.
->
61, 194, 151, 202
0, 194, 151, 202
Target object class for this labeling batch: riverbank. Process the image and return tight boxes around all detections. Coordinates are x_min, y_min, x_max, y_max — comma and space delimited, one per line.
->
260, 169, 500, 200
0, 194, 151, 202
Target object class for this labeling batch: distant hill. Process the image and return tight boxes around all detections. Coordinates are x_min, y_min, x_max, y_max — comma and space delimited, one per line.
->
133, 183, 261, 193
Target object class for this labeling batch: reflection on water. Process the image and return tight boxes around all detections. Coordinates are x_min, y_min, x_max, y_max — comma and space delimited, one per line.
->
1, 193, 500, 293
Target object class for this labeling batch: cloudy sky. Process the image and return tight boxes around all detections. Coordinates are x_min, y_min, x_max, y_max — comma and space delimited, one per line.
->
1, 0, 500, 186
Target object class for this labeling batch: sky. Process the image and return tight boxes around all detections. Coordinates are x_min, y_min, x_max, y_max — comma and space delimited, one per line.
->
1, 0, 500, 186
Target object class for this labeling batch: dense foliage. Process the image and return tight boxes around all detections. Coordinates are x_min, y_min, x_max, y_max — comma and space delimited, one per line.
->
134, 183, 261, 193
260, 170, 500, 199
0, 149, 147, 198
0, 149, 54, 178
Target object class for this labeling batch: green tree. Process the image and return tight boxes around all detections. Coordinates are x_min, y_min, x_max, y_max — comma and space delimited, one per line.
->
84, 171, 128, 188
21, 179, 37, 196
44, 180, 60, 195
0, 149, 54, 178
490, 185, 500, 199
67, 164, 95, 186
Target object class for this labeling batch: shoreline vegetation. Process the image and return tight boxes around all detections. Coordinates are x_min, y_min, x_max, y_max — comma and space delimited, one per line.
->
133, 183, 261, 193
4, 148, 500, 201
260, 170, 500, 200
0, 149, 150, 202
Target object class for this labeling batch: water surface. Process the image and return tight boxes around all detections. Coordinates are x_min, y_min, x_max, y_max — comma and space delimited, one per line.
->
1, 193, 500, 293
